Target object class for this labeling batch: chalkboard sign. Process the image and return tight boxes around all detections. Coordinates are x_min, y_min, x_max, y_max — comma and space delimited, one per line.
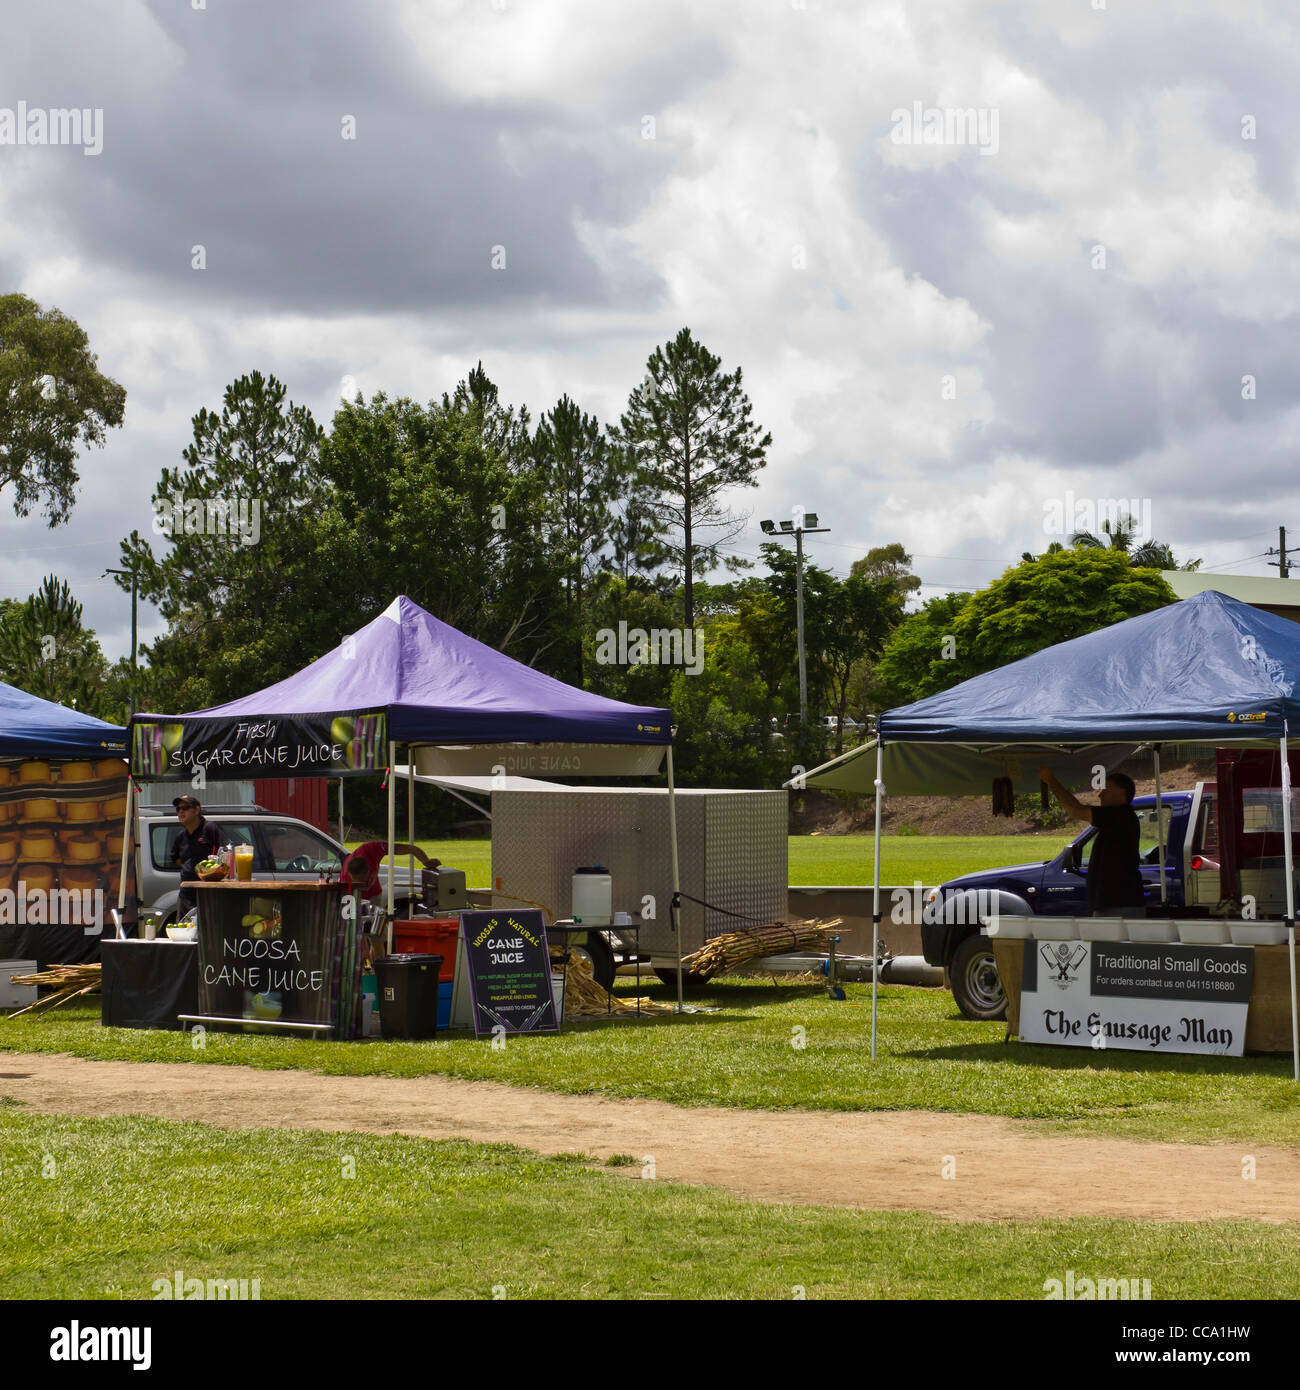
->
461, 908, 558, 1037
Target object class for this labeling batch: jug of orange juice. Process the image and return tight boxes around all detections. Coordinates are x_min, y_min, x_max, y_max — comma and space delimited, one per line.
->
234, 845, 255, 881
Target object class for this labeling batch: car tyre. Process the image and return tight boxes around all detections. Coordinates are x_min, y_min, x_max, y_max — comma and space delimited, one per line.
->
569, 933, 617, 992
950, 932, 1008, 1021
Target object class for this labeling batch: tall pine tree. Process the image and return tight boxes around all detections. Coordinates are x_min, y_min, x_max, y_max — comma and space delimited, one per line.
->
612, 328, 770, 627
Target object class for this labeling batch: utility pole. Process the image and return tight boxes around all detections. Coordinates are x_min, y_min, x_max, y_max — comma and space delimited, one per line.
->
1268, 527, 1291, 579
759, 513, 831, 721
104, 567, 140, 717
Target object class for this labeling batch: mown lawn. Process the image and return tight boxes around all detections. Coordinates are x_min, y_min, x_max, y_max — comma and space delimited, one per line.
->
786, 832, 1071, 886
1, 1109, 1294, 1301
4, 980, 1297, 1147
396, 833, 1071, 890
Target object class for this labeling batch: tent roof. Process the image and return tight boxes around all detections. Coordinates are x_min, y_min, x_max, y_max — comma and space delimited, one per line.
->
393, 767, 566, 794
0, 680, 126, 758
880, 590, 1298, 744
148, 595, 671, 747
804, 590, 1298, 795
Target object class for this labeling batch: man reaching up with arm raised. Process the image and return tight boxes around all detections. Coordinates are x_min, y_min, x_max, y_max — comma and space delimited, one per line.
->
1039, 765, 1146, 919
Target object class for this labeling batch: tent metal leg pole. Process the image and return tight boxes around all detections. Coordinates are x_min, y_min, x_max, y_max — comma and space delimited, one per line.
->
338, 777, 345, 844
407, 744, 416, 904
387, 741, 396, 957
1281, 732, 1298, 1084
117, 777, 135, 937
667, 744, 683, 1013
1154, 745, 1167, 904
871, 741, 883, 1061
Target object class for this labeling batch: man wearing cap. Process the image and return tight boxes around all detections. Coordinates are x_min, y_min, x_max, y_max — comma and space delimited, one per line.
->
1038, 766, 1146, 917
171, 795, 223, 921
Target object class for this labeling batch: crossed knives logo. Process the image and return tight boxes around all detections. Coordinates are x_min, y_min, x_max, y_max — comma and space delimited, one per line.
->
1040, 941, 1087, 988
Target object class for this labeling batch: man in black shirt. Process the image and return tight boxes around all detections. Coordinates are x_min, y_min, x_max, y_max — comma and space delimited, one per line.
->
171, 794, 223, 921
1039, 765, 1146, 916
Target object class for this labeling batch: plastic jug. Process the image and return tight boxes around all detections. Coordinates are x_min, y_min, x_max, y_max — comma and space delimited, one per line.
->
572, 865, 612, 924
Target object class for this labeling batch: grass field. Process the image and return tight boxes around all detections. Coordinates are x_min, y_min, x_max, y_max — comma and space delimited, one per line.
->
2, 1109, 1295, 1300
386, 833, 1072, 889
5, 981, 1297, 1147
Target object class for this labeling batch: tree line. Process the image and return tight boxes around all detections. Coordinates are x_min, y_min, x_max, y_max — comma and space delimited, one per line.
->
0, 294, 1187, 802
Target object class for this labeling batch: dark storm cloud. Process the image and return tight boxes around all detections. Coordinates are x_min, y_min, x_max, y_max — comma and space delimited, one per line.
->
855, 20, 1300, 485
1, 0, 721, 314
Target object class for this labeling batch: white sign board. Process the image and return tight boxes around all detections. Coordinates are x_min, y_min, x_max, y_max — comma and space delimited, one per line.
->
1019, 940, 1252, 1057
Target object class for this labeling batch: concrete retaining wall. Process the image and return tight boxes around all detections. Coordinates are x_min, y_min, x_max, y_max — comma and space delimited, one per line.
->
788, 885, 934, 958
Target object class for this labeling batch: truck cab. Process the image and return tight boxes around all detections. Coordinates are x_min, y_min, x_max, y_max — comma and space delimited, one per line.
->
924, 784, 1218, 1019
134, 805, 420, 925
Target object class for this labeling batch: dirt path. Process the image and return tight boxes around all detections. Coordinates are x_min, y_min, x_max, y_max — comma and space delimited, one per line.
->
1, 1052, 1296, 1223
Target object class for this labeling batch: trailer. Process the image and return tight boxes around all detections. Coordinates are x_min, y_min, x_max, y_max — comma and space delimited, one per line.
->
488, 786, 788, 987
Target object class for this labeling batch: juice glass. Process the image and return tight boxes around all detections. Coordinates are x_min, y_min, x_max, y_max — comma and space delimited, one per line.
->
234, 846, 255, 881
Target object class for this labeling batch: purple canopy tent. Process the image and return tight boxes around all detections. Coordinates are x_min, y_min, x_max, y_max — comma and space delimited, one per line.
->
125, 597, 687, 1002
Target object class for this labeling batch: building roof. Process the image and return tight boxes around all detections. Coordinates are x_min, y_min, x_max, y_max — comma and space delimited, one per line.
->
1163, 570, 1300, 619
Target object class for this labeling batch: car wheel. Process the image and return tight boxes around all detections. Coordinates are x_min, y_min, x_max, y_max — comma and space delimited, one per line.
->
569, 934, 616, 992
949, 933, 1008, 1021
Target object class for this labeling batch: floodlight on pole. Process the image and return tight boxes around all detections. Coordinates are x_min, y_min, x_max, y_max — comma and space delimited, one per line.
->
758, 515, 831, 721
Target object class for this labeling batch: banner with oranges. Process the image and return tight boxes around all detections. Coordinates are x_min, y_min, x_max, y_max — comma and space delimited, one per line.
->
0, 756, 136, 964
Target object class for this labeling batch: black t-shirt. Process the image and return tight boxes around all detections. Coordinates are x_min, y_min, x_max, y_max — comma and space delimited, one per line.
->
173, 819, 223, 883
1086, 804, 1144, 910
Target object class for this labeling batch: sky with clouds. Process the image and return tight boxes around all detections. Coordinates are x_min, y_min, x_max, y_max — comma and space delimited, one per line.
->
1, 0, 1297, 662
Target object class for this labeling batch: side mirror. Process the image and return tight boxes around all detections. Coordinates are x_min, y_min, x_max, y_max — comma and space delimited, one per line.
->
1065, 844, 1082, 874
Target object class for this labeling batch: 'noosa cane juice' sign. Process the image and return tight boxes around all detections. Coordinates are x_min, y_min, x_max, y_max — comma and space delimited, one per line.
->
461, 909, 558, 1037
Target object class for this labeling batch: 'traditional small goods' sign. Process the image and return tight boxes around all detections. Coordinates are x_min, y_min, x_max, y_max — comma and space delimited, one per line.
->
1019, 939, 1253, 1056
461, 908, 558, 1037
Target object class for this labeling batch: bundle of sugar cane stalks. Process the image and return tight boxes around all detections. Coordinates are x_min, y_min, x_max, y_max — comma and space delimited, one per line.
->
4, 963, 101, 1020
552, 950, 674, 1019
680, 917, 842, 982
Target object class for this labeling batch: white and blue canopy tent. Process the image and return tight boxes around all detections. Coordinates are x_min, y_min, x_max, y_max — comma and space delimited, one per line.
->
795, 591, 1300, 1078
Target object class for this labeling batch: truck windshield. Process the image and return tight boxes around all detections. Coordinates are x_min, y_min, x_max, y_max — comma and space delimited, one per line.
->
1137, 804, 1173, 862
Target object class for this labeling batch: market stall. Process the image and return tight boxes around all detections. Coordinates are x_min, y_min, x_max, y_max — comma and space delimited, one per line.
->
124, 596, 679, 1034
0, 680, 129, 968
797, 590, 1300, 1077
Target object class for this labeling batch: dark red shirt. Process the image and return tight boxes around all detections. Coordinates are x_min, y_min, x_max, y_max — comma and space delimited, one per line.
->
340, 841, 388, 900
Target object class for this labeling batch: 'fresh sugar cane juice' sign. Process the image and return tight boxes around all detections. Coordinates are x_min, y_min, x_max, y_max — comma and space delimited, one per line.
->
461, 908, 558, 1037
1019, 940, 1253, 1056
132, 712, 388, 780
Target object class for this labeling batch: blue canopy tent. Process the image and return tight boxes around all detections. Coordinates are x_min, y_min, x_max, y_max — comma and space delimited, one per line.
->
0, 683, 126, 964
0, 680, 126, 758
126, 597, 688, 1001
797, 591, 1300, 1075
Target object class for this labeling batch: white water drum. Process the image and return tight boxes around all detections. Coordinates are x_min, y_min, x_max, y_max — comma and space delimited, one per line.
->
572, 867, 613, 925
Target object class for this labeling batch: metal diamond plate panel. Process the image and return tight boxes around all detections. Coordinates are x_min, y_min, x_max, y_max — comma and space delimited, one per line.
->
489, 788, 786, 960
704, 792, 787, 939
